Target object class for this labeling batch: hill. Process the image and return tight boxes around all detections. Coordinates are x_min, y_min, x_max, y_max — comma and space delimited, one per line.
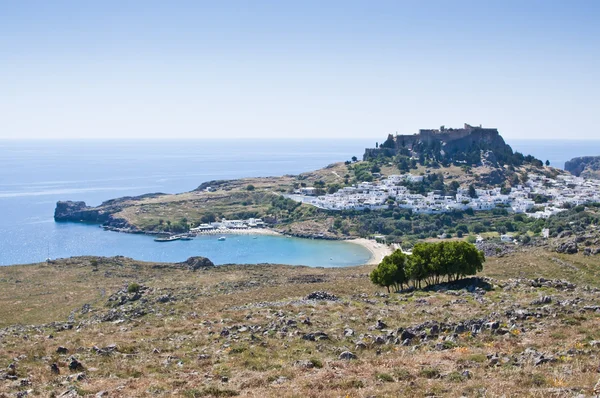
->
565, 156, 600, 179
363, 123, 527, 167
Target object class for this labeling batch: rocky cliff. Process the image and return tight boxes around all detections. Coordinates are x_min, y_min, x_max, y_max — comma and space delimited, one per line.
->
364, 123, 514, 165
54, 201, 112, 223
565, 156, 600, 179
54, 194, 165, 231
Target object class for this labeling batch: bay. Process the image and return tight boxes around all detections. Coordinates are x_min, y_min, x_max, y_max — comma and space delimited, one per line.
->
0, 139, 373, 266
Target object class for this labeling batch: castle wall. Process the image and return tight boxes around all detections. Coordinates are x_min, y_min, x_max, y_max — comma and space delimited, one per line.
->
363, 124, 503, 161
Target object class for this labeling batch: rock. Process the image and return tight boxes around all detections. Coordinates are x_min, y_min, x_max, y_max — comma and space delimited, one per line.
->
374, 336, 386, 345
375, 319, 387, 330
531, 296, 552, 305
92, 344, 117, 356
344, 328, 354, 337
70, 372, 86, 381
179, 256, 215, 271
485, 321, 500, 330
556, 240, 578, 254
454, 324, 465, 334
355, 341, 367, 350
156, 294, 172, 303
339, 351, 357, 360
293, 360, 315, 369
306, 291, 338, 301
462, 370, 472, 379
54, 201, 95, 221
400, 330, 415, 341
272, 376, 288, 385
565, 156, 600, 178
50, 363, 60, 374
302, 331, 329, 341
221, 376, 229, 383
57, 389, 80, 397
68, 357, 84, 372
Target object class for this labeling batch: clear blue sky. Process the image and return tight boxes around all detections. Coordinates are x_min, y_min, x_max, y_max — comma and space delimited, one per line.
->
1, 0, 599, 140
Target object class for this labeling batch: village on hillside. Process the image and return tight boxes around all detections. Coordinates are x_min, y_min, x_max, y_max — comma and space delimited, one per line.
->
287, 172, 600, 219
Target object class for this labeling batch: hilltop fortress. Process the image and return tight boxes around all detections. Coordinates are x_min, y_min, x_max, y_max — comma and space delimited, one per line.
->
363, 123, 513, 164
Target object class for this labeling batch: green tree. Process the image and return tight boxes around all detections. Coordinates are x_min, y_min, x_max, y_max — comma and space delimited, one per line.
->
468, 184, 478, 198
351, 156, 358, 162
369, 250, 409, 292
406, 243, 432, 288
246, 184, 255, 191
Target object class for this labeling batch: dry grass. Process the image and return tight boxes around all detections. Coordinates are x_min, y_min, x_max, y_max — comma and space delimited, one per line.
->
1, 249, 600, 397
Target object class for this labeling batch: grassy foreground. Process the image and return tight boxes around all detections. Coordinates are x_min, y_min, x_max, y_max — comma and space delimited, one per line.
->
1, 249, 600, 397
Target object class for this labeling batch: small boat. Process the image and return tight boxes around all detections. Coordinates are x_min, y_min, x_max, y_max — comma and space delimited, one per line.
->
218, 236, 226, 241
178, 234, 193, 241
154, 236, 181, 242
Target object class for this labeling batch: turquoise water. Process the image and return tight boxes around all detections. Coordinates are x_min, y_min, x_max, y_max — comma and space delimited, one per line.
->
0, 139, 373, 266
38, 223, 371, 267
1, 138, 599, 266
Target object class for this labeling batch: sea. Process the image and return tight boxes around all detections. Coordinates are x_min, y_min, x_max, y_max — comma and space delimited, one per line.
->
1, 138, 599, 267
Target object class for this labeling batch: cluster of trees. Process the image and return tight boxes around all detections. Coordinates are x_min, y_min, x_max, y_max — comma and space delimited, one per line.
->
327, 205, 549, 243
370, 241, 485, 292
349, 162, 374, 182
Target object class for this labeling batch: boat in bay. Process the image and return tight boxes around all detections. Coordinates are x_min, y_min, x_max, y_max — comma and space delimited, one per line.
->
154, 236, 181, 242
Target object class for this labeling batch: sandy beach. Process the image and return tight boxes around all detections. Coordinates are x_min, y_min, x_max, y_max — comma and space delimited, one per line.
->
190, 228, 281, 236
348, 238, 393, 265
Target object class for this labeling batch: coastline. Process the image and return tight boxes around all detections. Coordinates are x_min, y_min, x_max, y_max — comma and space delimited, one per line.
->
189, 227, 282, 237
348, 238, 393, 265
195, 230, 391, 265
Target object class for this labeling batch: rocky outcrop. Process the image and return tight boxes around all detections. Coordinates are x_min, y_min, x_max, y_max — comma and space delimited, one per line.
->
363, 123, 514, 165
565, 156, 600, 179
179, 256, 215, 270
54, 194, 165, 231
54, 201, 112, 224
556, 240, 578, 254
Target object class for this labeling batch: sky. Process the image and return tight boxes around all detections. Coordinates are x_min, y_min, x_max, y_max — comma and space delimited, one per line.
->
1, 0, 599, 140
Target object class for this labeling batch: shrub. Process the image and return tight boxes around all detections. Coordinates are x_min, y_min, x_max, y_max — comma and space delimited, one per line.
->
127, 283, 140, 293
419, 367, 440, 379
375, 373, 395, 382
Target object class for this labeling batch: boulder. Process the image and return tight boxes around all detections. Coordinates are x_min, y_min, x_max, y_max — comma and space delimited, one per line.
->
306, 291, 338, 301
556, 240, 578, 254
339, 351, 357, 360
179, 256, 214, 271
68, 357, 84, 371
